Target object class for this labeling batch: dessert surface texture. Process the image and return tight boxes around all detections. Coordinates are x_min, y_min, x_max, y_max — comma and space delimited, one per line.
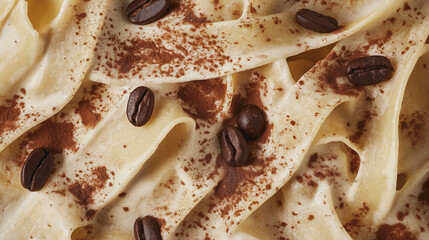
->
0, 0, 429, 239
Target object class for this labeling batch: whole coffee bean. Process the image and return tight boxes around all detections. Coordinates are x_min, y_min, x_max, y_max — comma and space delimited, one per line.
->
126, 0, 170, 25
295, 9, 338, 33
346, 56, 394, 86
127, 86, 155, 127
20, 148, 54, 192
237, 104, 265, 140
134, 216, 162, 240
219, 127, 249, 167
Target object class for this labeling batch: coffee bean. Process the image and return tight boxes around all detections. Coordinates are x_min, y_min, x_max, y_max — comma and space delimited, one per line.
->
127, 86, 155, 127
237, 104, 265, 140
295, 9, 338, 33
219, 127, 249, 167
346, 56, 394, 86
134, 216, 162, 240
126, 0, 170, 25
20, 148, 54, 192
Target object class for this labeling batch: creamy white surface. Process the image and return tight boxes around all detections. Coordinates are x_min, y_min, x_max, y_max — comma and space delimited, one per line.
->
0, 0, 429, 240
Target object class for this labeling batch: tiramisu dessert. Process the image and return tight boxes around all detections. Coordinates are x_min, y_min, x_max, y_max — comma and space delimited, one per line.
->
0, 0, 429, 239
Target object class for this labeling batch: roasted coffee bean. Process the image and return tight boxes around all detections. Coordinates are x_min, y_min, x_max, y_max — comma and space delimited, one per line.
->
237, 104, 265, 140
219, 127, 249, 167
346, 56, 394, 86
295, 9, 338, 33
21, 148, 54, 192
127, 86, 155, 127
134, 216, 162, 240
126, 0, 170, 25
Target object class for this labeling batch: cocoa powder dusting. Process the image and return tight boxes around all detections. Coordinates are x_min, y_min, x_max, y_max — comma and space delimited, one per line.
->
177, 78, 226, 123
183, 6, 209, 23
113, 35, 185, 75
75, 100, 101, 127
213, 72, 274, 218
397, 211, 405, 221
68, 182, 95, 206
85, 209, 96, 220
349, 111, 372, 144
348, 147, 361, 174
214, 156, 251, 200
418, 176, 429, 204
168, 0, 210, 24
76, 13, 87, 25
223, 72, 267, 128
92, 166, 110, 188
366, 31, 393, 50
376, 223, 416, 240
403, 3, 411, 11
68, 166, 110, 207
25, 119, 77, 153
399, 111, 425, 146
343, 202, 370, 237
313, 50, 364, 97
97, 0, 230, 80
0, 95, 21, 135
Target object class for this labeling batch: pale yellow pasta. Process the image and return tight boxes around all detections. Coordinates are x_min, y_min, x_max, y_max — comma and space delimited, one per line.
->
0, 0, 428, 239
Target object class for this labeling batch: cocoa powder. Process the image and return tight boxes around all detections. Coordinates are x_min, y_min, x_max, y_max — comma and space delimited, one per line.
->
25, 119, 77, 154
75, 100, 101, 127
313, 50, 365, 96
0, 95, 21, 135
376, 223, 416, 240
177, 78, 226, 123
418, 176, 429, 204
213, 72, 275, 219
68, 182, 95, 206
399, 111, 426, 146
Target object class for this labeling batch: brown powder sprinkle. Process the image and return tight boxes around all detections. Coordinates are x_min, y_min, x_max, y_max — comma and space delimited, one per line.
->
68, 182, 96, 206
166, 0, 211, 25
95, 0, 233, 80
397, 211, 406, 221
399, 111, 426, 146
347, 147, 361, 175
0, 95, 21, 135
67, 166, 111, 207
376, 223, 416, 240
312, 50, 364, 97
418, 176, 429, 204
75, 100, 101, 127
76, 12, 87, 25
349, 111, 372, 144
366, 31, 393, 50
214, 157, 250, 200
177, 78, 226, 123
344, 218, 363, 237
113, 36, 185, 75
403, 3, 411, 11
25, 119, 77, 153
85, 209, 96, 220
223, 72, 267, 128
182, 6, 209, 24
91, 166, 110, 188
211, 73, 275, 222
